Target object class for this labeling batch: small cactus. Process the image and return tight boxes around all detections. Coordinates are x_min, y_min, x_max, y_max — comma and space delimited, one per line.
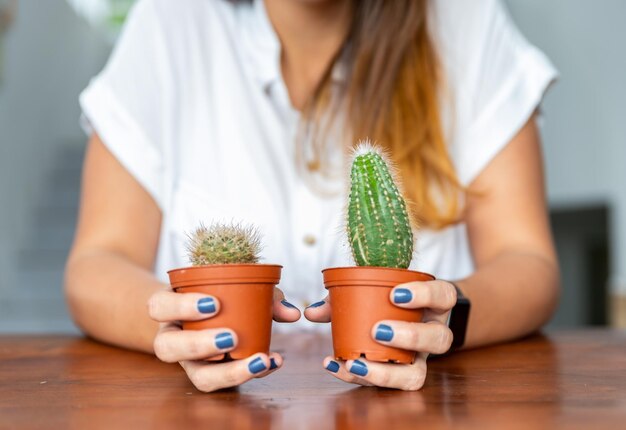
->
186, 222, 262, 265
347, 140, 415, 269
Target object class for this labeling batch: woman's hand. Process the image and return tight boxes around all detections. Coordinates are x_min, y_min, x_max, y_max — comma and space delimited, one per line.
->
148, 287, 301, 392
305, 280, 456, 391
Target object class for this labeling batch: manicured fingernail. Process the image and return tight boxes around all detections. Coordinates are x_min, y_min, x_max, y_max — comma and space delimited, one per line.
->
270, 358, 278, 370
349, 360, 368, 377
326, 360, 340, 373
281, 299, 297, 309
393, 288, 412, 304
248, 357, 267, 374
215, 332, 234, 350
375, 324, 394, 341
307, 300, 325, 308
197, 297, 216, 314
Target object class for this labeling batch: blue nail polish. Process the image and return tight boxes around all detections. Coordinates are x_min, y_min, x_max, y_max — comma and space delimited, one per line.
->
326, 360, 340, 373
269, 358, 278, 370
248, 357, 267, 374
349, 360, 368, 377
215, 332, 234, 349
375, 324, 394, 341
197, 297, 216, 314
281, 299, 297, 309
307, 300, 325, 308
393, 288, 412, 304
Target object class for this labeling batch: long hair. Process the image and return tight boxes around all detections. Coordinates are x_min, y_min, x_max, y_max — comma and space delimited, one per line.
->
299, 0, 463, 229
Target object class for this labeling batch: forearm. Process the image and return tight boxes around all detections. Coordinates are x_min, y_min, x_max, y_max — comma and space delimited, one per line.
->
64, 250, 166, 353
457, 251, 560, 349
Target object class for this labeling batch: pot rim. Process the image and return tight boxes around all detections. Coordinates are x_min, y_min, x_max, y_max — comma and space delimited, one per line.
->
322, 266, 432, 275
169, 264, 283, 288
168, 263, 283, 275
322, 266, 435, 289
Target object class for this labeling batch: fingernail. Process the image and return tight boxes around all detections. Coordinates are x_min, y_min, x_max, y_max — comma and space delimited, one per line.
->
375, 324, 394, 341
248, 357, 267, 374
307, 300, 325, 308
270, 358, 278, 370
349, 360, 368, 377
326, 360, 340, 373
197, 297, 216, 314
281, 299, 297, 309
393, 288, 412, 304
215, 332, 234, 350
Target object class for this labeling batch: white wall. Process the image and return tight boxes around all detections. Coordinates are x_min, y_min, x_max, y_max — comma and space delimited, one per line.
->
0, 0, 109, 292
506, 0, 626, 295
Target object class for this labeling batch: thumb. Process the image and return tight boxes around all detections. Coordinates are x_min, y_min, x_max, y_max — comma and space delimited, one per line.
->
272, 287, 301, 322
303, 296, 331, 323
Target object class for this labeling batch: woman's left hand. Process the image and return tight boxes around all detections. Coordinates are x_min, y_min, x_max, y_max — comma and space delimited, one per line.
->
305, 280, 457, 391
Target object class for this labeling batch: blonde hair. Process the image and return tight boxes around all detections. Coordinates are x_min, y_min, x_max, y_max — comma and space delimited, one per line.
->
299, 0, 463, 229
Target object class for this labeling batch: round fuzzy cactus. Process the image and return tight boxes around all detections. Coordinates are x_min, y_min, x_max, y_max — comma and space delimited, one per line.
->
347, 140, 415, 269
186, 222, 262, 265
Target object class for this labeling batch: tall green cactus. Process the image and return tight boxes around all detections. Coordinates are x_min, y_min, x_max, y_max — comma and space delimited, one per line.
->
347, 141, 415, 269
186, 222, 262, 265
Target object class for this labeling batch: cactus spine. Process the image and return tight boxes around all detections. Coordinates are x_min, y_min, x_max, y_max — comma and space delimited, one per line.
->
187, 222, 262, 265
347, 141, 414, 269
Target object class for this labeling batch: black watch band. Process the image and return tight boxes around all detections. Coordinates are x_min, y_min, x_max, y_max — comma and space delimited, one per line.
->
447, 282, 471, 351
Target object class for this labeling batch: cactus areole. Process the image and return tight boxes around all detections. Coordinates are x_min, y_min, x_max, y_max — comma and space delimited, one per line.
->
347, 141, 414, 269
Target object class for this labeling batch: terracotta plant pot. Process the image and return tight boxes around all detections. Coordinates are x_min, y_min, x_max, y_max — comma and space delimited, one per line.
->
168, 264, 281, 360
323, 266, 435, 364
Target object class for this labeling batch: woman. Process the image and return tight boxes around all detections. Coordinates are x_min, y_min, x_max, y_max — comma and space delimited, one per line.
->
65, 0, 560, 392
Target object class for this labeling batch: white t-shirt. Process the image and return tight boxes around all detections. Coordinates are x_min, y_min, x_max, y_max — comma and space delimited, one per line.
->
80, 0, 557, 330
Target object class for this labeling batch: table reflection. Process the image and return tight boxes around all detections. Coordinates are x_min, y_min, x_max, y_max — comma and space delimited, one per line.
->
331, 387, 426, 430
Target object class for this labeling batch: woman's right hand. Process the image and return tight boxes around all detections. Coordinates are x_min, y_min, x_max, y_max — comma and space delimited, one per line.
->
147, 287, 300, 392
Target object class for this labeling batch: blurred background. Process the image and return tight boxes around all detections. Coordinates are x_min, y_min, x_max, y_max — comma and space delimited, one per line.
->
0, 0, 624, 333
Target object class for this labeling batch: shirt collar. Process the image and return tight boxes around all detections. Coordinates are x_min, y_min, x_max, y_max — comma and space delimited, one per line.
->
239, 0, 282, 91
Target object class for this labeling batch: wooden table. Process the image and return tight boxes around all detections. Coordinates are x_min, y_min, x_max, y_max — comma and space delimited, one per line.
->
1, 330, 625, 429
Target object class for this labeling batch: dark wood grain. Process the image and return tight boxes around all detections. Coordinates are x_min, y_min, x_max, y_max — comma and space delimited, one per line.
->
1, 330, 625, 429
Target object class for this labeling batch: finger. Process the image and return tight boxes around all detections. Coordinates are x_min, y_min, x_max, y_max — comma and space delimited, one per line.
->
390, 280, 456, 313
372, 320, 453, 355
153, 325, 237, 363
255, 352, 283, 378
422, 308, 453, 325
273, 288, 301, 323
343, 357, 428, 391
181, 353, 272, 393
304, 296, 331, 323
322, 356, 373, 386
148, 290, 220, 322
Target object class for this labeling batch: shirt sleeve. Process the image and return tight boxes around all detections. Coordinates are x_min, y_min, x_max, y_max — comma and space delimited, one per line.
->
434, 0, 558, 185
79, 0, 170, 209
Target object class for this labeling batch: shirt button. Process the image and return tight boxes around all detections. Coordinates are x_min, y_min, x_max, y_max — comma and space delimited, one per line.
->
303, 234, 317, 246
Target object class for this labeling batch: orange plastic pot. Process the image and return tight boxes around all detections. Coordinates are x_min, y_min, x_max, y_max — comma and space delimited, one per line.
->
168, 264, 281, 360
323, 266, 435, 364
